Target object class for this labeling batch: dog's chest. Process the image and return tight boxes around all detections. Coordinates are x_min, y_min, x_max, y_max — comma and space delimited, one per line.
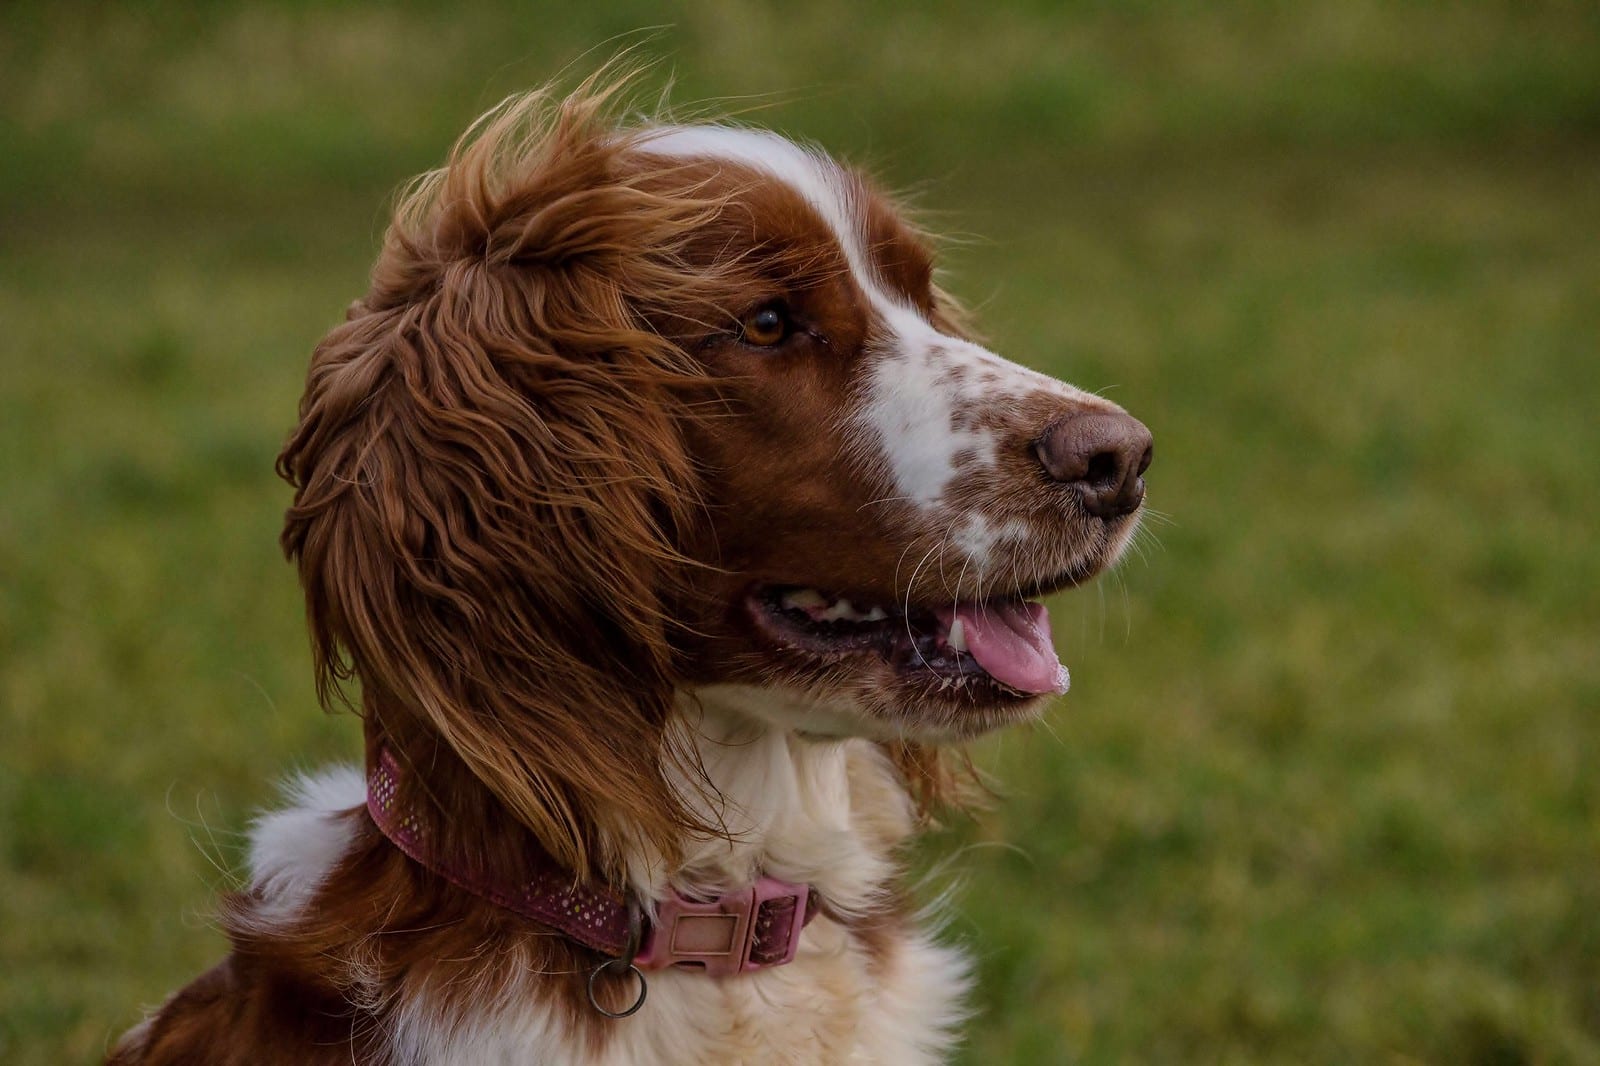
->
625, 923, 970, 1065
397, 920, 967, 1065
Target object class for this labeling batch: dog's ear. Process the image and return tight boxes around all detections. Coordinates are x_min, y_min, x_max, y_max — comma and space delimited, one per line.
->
276, 86, 724, 878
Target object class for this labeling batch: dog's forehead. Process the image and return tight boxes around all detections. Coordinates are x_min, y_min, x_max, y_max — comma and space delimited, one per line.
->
637, 127, 854, 238
636, 126, 910, 301
639, 126, 956, 343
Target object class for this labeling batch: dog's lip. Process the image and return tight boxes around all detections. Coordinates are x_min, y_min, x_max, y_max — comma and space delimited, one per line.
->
742, 584, 936, 654
740, 581, 1072, 699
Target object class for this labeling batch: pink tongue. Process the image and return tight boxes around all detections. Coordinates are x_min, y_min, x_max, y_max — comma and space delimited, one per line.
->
941, 601, 1069, 695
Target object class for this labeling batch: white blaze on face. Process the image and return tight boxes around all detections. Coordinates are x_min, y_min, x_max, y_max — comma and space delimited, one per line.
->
637, 124, 1090, 545
859, 313, 995, 509
859, 310, 1088, 511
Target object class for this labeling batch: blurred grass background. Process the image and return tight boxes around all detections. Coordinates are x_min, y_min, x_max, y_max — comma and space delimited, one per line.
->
3, 1, 1599, 1062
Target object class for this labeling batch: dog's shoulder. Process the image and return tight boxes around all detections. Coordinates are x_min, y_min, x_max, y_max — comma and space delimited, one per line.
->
108, 953, 367, 1066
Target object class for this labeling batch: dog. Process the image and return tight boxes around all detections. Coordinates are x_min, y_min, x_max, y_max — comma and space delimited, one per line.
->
111, 74, 1151, 1064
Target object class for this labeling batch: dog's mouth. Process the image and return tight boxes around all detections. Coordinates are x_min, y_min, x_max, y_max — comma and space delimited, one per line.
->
745, 584, 1071, 699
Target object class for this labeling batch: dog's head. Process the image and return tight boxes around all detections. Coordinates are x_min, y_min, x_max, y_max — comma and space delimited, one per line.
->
278, 79, 1150, 873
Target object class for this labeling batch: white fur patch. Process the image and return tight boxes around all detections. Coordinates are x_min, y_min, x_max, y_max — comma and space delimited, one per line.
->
246, 764, 366, 923
662, 691, 906, 914
392, 931, 967, 1066
857, 928, 974, 1063
861, 337, 995, 509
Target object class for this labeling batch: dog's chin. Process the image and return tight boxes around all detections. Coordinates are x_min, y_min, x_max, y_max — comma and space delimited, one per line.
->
692, 679, 1051, 744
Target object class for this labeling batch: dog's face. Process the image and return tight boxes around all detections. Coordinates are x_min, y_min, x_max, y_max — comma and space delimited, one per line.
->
280, 98, 1150, 867
631, 129, 1151, 741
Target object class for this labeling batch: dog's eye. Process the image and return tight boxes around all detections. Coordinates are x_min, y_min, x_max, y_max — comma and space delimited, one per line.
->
739, 305, 790, 347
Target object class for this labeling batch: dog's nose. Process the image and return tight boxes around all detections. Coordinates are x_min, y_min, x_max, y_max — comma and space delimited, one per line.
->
1034, 411, 1154, 519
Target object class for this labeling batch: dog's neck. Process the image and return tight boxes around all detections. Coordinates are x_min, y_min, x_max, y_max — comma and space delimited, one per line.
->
644, 687, 914, 915
369, 687, 915, 923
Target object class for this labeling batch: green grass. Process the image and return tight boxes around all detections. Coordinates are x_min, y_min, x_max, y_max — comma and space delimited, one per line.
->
4, 2, 1598, 1062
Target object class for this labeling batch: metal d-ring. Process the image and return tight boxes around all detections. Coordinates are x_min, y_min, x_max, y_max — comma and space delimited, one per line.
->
587, 900, 648, 1019
587, 958, 648, 1019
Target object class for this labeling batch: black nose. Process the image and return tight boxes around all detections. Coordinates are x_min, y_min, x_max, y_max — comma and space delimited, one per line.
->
1034, 411, 1154, 519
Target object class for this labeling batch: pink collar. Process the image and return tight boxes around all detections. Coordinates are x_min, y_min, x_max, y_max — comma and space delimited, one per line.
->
366, 747, 816, 984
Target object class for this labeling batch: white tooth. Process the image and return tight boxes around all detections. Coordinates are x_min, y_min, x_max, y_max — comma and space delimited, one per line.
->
947, 618, 968, 653
862, 607, 888, 622
784, 589, 828, 611
817, 598, 856, 622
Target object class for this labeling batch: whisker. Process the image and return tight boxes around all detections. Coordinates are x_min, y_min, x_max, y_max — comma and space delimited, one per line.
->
858, 494, 916, 512
903, 541, 943, 672
1137, 506, 1177, 529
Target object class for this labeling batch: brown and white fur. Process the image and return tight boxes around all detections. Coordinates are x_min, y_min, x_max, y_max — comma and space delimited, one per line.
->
111, 74, 1151, 1065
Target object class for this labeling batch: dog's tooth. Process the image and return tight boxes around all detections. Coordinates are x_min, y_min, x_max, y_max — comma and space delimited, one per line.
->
784, 589, 828, 611
816, 598, 857, 622
947, 619, 968, 653
788, 591, 888, 623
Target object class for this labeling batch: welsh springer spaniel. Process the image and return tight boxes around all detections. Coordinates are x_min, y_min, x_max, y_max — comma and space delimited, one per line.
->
112, 75, 1151, 1065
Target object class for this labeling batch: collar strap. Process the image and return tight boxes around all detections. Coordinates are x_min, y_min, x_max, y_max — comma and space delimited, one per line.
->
366, 747, 816, 975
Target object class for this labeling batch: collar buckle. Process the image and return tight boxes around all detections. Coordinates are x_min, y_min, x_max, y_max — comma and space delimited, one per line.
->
634, 877, 810, 976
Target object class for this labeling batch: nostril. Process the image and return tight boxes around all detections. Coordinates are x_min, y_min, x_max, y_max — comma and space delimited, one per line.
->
1035, 410, 1153, 519
1083, 450, 1120, 488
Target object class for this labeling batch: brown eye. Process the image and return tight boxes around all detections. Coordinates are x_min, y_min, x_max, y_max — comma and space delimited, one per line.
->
740, 305, 789, 347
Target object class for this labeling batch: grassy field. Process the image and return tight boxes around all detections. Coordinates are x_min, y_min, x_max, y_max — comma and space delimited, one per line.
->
3, 2, 1599, 1061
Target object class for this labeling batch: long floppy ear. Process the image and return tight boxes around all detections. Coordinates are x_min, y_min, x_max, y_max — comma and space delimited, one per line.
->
276, 83, 725, 878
